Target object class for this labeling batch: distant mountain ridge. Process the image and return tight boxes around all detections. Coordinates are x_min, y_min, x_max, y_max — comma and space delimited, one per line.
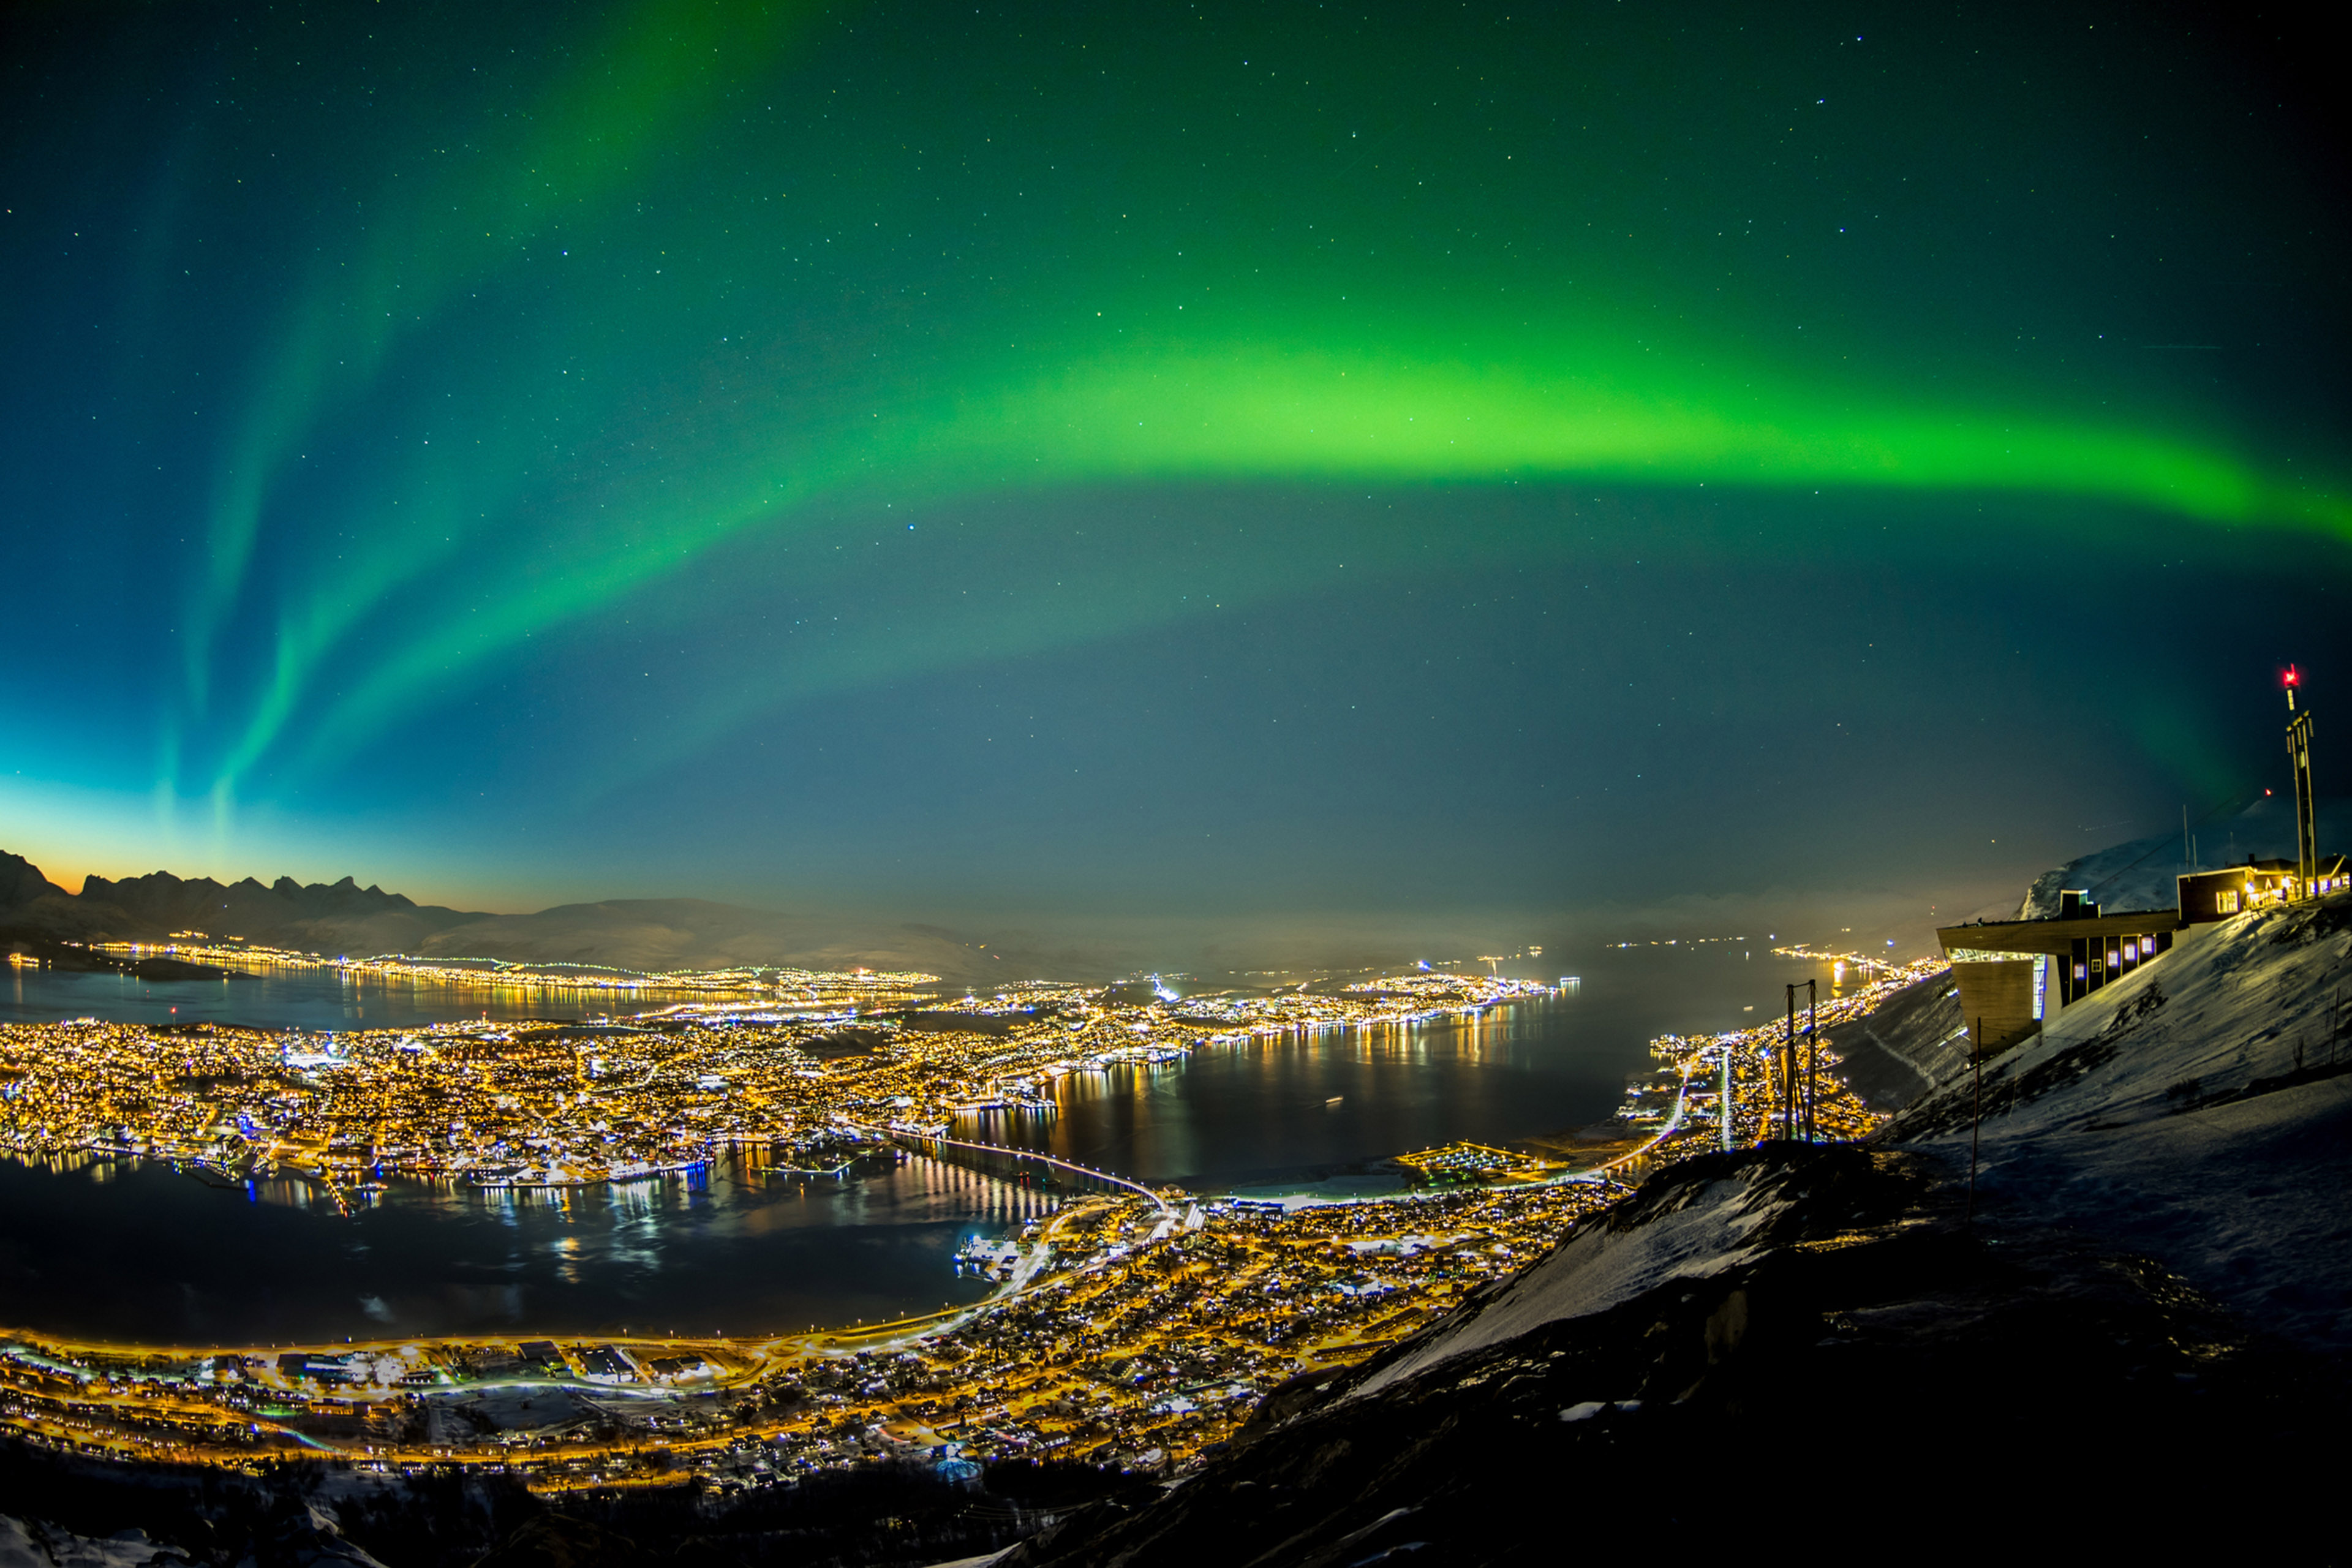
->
0, 850, 1093, 982
0, 850, 488, 956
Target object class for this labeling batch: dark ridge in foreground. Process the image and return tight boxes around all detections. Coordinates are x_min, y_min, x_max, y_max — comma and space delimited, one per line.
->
990, 1144, 2335, 1566
0, 1448, 1140, 1567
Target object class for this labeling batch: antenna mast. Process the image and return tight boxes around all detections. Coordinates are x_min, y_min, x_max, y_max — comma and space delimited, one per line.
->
2288, 668, 2317, 897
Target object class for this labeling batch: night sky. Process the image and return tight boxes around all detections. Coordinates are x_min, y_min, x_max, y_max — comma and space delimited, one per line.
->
3, 1, 2348, 954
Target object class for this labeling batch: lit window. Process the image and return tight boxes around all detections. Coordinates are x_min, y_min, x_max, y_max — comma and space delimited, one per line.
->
2217, 890, 2240, 914
2140, 937, 2154, 957
2073, 963, 2086, 980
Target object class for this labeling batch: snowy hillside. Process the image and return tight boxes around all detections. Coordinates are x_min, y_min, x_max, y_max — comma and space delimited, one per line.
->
1343, 1157, 1793, 1403
0, 1515, 192, 1568
1894, 891, 2352, 1356
1826, 968, 1969, 1108
0, 1507, 383, 1568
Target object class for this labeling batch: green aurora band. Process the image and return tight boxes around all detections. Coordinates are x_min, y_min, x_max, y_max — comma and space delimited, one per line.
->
232, 317, 2349, 797
159, 0, 2350, 809
183, 0, 817, 791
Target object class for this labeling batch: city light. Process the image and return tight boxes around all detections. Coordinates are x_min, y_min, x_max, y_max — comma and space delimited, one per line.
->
0, 957, 1936, 1490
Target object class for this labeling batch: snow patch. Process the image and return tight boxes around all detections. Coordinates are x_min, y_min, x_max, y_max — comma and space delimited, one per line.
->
0, 1515, 197, 1567
1348, 1163, 1786, 1401
1559, 1398, 1641, 1422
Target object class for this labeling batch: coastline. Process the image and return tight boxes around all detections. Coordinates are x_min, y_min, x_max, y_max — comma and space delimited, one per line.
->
0, 956, 1951, 1487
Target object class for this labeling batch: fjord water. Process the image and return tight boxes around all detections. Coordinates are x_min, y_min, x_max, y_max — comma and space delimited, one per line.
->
0, 944, 1847, 1343
967, 945, 1853, 1189
1, 963, 694, 1030
0, 1150, 1023, 1346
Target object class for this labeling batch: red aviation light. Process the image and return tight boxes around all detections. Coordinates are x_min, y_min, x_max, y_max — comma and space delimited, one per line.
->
2286, 666, 2301, 687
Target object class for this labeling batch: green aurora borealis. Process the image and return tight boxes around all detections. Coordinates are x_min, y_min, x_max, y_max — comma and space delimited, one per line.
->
4, 0, 2349, 927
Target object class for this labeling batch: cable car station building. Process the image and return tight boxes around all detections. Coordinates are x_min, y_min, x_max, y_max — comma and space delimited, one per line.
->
1935, 892, 2181, 1058
1937, 856, 2346, 1059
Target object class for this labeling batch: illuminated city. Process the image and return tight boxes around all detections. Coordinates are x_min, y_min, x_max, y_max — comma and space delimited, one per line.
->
0, 967, 1557, 1204
0, 957, 1937, 1490
0, 0, 2341, 1556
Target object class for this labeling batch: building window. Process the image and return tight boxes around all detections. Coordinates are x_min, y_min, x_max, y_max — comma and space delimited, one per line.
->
2217, 890, 2241, 914
2073, 963, 2086, 981
2139, 936, 2154, 957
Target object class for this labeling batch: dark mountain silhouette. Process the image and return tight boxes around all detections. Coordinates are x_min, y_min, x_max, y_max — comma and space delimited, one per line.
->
0, 850, 488, 954
0, 851, 1098, 981
0, 852, 67, 911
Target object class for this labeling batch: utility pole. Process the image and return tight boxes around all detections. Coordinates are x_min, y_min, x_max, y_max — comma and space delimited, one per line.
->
2287, 667, 2317, 897
1783, 985, 1796, 1140
1782, 979, 1817, 1141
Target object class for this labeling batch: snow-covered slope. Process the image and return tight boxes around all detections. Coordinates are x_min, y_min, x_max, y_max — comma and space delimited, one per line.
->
1827, 968, 1969, 1108
0, 1515, 193, 1568
997, 1138, 2330, 1566
0, 1504, 387, 1568
1386, 891, 2352, 1384
1346, 1158, 1790, 1400
1894, 891, 2352, 1355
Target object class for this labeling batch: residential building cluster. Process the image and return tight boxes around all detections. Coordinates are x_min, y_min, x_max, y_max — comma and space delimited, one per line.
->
0, 959, 1917, 1493
0, 1171, 1623, 1487
0, 971, 1558, 1211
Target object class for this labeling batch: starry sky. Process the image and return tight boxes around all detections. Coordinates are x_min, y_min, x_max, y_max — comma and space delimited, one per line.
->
2, 0, 2348, 951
